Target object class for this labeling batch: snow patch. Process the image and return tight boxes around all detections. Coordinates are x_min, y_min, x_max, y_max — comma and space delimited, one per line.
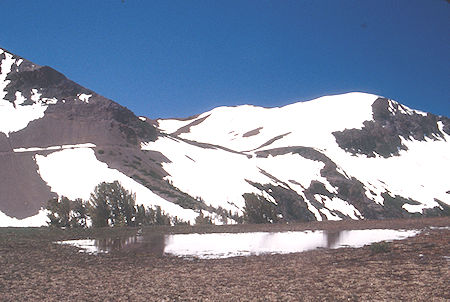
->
363, 181, 387, 205
437, 121, 446, 137
77, 93, 92, 103
319, 195, 362, 219
0, 209, 49, 227
294, 188, 323, 221
14, 91, 26, 106
0, 50, 15, 101
319, 207, 341, 221
0, 97, 48, 137
43, 97, 58, 105
14, 143, 96, 153
31, 89, 42, 103
56, 239, 101, 254
402, 203, 425, 214
157, 117, 203, 134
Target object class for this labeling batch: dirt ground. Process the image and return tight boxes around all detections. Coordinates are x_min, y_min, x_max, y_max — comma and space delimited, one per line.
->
0, 217, 449, 301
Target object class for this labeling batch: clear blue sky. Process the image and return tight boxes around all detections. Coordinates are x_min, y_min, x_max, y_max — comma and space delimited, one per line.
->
1, 0, 449, 118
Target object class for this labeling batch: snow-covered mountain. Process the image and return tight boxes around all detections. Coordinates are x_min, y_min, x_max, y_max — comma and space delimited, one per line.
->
1, 47, 449, 227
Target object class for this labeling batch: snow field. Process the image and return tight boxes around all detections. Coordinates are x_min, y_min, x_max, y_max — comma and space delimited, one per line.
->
158, 92, 379, 152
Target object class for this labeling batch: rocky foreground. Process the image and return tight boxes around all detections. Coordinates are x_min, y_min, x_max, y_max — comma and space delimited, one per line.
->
0, 217, 449, 301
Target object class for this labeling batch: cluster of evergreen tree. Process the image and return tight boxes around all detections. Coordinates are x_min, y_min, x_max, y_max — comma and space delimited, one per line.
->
194, 210, 213, 225
46, 181, 187, 228
89, 181, 137, 227
46, 196, 87, 228
47, 182, 280, 228
215, 206, 244, 224
135, 204, 188, 226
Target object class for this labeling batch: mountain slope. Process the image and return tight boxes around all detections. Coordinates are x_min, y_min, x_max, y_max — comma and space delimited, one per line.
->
1, 47, 449, 226
149, 93, 450, 220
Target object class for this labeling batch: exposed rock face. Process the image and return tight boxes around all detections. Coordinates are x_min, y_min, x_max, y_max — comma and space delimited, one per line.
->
243, 127, 263, 138
0, 151, 56, 219
333, 98, 449, 158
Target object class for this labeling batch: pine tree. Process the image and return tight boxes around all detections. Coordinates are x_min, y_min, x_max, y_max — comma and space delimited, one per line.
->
71, 198, 88, 228
135, 204, 147, 226
46, 197, 62, 227
88, 181, 137, 227
46, 196, 72, 228
88, 182, 113, 227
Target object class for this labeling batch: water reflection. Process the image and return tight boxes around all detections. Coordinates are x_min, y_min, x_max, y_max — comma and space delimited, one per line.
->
57, 228, 420, 259
325, 231, 342, 248
57, 234, 165, 255
96, 236, 143, 252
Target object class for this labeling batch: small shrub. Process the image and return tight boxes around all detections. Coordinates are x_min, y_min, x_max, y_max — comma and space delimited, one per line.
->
215, 206, 244, 224
195, 210, 213, 225
369, 241, 391, 254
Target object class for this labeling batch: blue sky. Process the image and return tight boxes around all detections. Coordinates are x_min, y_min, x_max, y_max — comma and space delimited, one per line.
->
0, 0, 449, 118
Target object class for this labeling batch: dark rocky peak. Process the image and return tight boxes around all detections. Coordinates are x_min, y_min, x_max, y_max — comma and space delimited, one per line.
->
4, 63, 94, 107
1, 47, 158, 146
333, 97, 449, 158
107, 101, 158, 144
441, 116, 450, 136
372, 98, 445, 137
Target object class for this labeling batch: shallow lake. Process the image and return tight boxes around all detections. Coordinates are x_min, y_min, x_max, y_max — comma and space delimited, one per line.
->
57, 228, 419, 259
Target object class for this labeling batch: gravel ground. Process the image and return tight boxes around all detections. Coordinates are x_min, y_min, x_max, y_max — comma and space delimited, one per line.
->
0, 217, 449, 301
